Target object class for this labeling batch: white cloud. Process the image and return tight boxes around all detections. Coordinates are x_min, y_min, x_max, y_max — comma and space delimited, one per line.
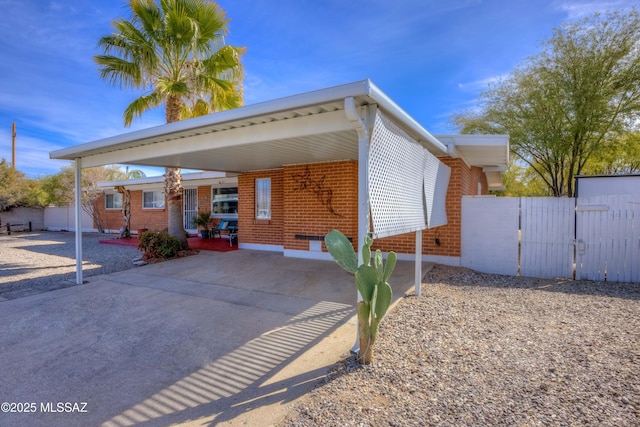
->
457, 74, 508, 93
553, 0, 633, 19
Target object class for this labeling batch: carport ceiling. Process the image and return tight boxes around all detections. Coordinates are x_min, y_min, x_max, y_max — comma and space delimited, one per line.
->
51, 80, 450, 171
133, 130, 359, 172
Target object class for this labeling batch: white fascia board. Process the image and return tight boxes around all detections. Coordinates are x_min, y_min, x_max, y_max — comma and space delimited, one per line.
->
365, 83, 448, 156
483, 165, 507, 172
98, 171, 234, 189
50, 80, 373, 161
98, 175, 164, 188
435, 134, 509, 146
51, 79, 449, 161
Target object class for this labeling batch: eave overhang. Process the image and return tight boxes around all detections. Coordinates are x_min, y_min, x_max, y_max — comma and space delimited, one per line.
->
51, 79, 448, 172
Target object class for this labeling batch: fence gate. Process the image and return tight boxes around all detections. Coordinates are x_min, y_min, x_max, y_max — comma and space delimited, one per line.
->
575, 195, 640, 282
462, 195, 640, 283
520, 197, 575, 279
183, 188, 198, 233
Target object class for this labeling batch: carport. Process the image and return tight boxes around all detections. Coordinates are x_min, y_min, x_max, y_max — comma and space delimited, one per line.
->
50, 79, 490, 291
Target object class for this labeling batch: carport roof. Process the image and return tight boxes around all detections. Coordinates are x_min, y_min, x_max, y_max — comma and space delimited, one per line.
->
50, 79, 508, 178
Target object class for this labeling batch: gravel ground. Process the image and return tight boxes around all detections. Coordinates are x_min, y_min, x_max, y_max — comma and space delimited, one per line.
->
284, 264, 640, 427
0, 231, 141, 300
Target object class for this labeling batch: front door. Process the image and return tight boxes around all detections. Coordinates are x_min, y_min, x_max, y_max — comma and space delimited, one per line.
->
183, 187, 198, 234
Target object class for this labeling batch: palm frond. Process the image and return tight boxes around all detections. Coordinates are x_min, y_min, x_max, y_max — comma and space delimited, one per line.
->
94, 55, 142, 88
97, 0, 246, 126
123, 91, 163, 126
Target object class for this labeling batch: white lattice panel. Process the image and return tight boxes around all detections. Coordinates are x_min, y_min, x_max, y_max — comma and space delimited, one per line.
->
369, 112, 428, 238
423, 151, 450, 228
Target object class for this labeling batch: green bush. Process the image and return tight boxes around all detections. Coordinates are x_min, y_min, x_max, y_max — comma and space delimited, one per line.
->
138, 230, 184, 259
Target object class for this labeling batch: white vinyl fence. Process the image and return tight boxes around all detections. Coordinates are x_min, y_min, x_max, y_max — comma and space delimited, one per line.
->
44, 206, 96, 232
461, 197, 519, 276
462, 195, 640, 283
575, 195, 640, 282
520, 197, 575, 279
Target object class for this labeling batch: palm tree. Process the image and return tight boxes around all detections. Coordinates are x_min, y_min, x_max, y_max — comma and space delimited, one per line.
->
116, 166, 148, 238
95, 0, 245, 245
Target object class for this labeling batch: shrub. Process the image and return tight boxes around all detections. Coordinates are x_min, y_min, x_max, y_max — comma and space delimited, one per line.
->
138, 230, 184, 259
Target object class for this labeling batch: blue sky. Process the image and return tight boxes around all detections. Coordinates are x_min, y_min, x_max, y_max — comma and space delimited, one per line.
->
0, 0, 636, 178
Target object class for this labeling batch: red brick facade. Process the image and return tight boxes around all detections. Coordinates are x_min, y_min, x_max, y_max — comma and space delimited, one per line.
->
282, 161, 358, 251
237, 158, 486, 258
237, 161, 358, 250
97, 158, 487, 259
238, 169, 284, 246
97, 189, 167, 233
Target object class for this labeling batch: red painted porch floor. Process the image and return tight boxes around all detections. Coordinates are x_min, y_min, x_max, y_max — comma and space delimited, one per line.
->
99, 235, 238, 252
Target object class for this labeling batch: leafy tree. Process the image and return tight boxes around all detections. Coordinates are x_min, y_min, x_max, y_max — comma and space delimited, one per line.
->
492, 161, 551, 197
95, 0, 245, 244
39, 165, 126, 232
39, 166, 74, 206
0, 158, 46, 211
454, 9, 640, 197
582, 132, 640, 175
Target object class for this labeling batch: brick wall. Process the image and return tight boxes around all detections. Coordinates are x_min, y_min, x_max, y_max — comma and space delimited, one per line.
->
238, 169, 284, 246
95, 190, 167, 233
98, 156, 489, 254
237, 158, 487, 256
282, 161, 358, 251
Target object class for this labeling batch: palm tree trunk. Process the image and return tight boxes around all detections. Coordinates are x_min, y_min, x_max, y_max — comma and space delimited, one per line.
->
164, 167, 186, 246
165, 94, 187, 246
115, 186, 131, 238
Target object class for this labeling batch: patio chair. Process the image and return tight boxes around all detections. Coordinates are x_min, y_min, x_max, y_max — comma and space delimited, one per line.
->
209, 219, 229, 239
227, 221, 238, 246
210, 219, 238, 241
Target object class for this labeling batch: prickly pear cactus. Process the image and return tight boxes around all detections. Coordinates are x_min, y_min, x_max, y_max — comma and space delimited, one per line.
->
325, 229, 396, 364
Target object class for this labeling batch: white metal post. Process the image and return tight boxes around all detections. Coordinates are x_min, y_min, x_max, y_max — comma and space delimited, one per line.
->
415, 229, 422, 296
346, 97, 375, 354
74, 158, 83, 285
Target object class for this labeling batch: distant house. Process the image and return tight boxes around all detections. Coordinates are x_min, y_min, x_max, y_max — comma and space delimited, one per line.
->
97, 171, 238, 235
52, 79, 509, 281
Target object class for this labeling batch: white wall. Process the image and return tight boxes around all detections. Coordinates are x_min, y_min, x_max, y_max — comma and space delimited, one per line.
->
0, 207, 45, 231
461, 196, 519, 276
44, 206, 96, 232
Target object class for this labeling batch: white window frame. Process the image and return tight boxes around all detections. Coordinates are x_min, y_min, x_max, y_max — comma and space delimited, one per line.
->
211, 186, 238, 218
142, 189, 165, 209
255, 178, 271, 220
105, 192, 122, 210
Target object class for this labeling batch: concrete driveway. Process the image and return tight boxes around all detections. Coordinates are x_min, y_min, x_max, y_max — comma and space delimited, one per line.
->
0, 247, 427, 426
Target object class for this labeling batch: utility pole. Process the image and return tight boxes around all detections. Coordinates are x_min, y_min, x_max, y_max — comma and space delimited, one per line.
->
11, 122, 16, 169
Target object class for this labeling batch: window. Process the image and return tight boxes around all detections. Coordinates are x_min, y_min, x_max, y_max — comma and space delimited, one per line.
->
211, 187, 238, 216
105, 192, 122, 209
143, 190, 165, 209
255, 178, 271, 219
